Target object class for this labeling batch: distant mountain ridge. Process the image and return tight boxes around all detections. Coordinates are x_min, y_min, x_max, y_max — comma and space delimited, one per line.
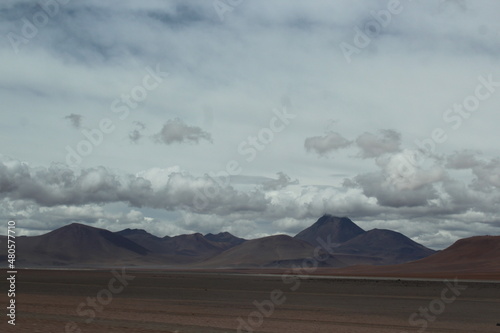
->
116, 229, 246, 259
0, 215, 445, 268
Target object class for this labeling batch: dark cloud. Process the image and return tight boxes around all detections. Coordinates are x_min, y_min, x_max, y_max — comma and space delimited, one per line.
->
64, 113, 83, 129
304, 132, 351, 156
147, 2, 210, 26
129, 121, 146, 143
153, 119, 212, 145
129, 130, 141, 143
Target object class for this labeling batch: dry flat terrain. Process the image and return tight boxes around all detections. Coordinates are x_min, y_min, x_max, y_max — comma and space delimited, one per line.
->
1, 269, 499, 333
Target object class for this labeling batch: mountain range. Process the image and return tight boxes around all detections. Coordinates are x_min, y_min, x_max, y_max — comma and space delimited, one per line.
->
1, 214, 498, 278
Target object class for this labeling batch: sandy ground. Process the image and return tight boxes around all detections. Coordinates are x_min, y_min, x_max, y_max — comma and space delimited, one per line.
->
1, 269, 500, 333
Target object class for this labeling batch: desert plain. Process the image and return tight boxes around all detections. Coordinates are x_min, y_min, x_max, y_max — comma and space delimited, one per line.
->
1, 269, 499, 333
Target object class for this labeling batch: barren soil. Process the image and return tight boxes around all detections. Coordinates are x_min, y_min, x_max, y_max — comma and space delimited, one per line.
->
1, 269, 499, 332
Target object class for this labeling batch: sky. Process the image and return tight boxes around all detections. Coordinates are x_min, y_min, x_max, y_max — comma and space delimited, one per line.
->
1, 0, 500, 249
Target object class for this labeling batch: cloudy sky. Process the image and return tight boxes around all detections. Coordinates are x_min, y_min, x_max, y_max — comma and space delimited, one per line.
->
1, 0, 500, 249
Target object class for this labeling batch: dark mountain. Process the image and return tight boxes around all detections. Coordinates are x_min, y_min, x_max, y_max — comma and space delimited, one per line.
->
204, 232, 246, 249
294, 215, 435, 265
333, 228, 436, 265
116, 228, 168, 253
116, 229, 246, 259
199, 225, 435, 269
295, 215, 365, 247
162, 233, 224, 258
14, 223, 149, 266
117, 228, 161, 239
0, 216, 441, 269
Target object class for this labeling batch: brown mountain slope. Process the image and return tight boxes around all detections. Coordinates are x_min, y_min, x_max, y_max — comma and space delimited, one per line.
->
326, 236, 500, 280
418, 235, 500, 263
197, 235, 320, 268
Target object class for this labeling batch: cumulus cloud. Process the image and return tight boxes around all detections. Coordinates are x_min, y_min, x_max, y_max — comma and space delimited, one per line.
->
304, 129, 402, 159
347, 149, 446, 207
0, 154, 488, 225
304, 132, 351, 156
0, 159, 267, 215
356, 129, 401, 158
0, 197, 187, 238
153, 119, 212, 145
64, 114, 83, 129
381, 151, 445, 191
0, 155, 499, 248
355, 172, 439, 208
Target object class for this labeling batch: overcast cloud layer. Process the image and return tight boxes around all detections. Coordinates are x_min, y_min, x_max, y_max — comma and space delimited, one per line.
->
1, 0, 500, 249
